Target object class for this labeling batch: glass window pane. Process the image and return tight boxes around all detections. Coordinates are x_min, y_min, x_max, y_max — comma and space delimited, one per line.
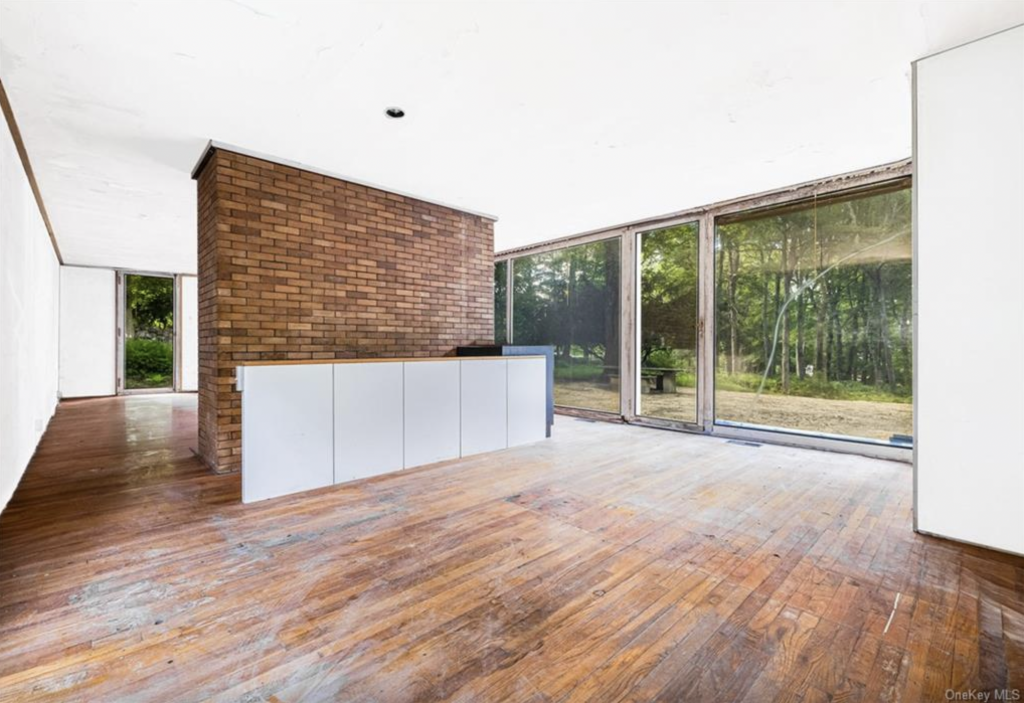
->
494, 260, 507, 344
638, 223, 699, 423
714, 183, 913, 444
124, 274, 174, 390
512, 239, 621, 413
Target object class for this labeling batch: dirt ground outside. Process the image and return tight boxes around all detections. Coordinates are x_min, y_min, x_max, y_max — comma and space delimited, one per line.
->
554, 381, 913, 442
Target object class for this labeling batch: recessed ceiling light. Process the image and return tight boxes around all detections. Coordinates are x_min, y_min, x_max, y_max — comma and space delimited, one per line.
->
385, 107, 405, 119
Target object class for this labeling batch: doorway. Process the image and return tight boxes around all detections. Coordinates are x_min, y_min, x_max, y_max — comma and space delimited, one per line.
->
636, 221, 701, 426
117, 272, 175, 393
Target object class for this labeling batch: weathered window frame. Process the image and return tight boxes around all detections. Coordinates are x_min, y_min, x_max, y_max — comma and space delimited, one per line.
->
495, 158, 913, 461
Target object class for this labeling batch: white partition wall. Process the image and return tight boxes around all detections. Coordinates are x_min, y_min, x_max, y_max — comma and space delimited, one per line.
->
404, 360, 461, 467
241, 364, 334, 503
460, 359, 508, 456
59, 266, 116, 398
508, 357, 547, 447
334, 362, 404, 482
914, 26, 1024, 554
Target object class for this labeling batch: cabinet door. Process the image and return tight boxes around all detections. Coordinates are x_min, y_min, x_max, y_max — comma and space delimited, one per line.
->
507, 357, 547, 447
460, 359, 508, 456
241, 364, 334, 503
403, 361, 460, 468
334, 362, 404, 483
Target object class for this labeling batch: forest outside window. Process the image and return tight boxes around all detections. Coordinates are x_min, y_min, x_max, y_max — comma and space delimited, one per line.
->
637, 222, 700, 424
511, 239, 621, 413
123, 273, 175, 390
714, 181, 913, 444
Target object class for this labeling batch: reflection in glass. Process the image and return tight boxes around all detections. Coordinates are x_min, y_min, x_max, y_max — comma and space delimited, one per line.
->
638, 223, 699, 423
714, 183, 913, 443
512, 239, 621, 413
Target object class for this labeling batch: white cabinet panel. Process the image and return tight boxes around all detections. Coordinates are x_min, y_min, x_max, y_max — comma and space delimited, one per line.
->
460, 359, 507, 456
242, 364, 334, 503
334, 362, 404, 483
404, 361, 460, 468
507, 357, 546, 447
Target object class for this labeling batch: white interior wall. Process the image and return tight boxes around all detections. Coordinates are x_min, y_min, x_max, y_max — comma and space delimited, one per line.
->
179, 275, 198, 392
59, 266, 116, 398
914, 26, 1024, 555
0, 113, 60, 513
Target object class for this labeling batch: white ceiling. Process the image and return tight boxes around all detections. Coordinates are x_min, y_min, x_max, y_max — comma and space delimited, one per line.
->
1, 1, 1022, 273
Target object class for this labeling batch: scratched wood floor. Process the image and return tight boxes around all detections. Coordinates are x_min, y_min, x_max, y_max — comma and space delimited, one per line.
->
0, 395, 1021, 702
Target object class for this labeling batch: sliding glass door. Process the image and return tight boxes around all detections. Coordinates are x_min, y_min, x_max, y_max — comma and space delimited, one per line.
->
713, 182, 912, 444
511, 238, 621, 413
637, 222, 700, 424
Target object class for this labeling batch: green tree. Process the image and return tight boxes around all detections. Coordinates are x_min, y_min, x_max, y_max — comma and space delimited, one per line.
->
126, 275, 173, 337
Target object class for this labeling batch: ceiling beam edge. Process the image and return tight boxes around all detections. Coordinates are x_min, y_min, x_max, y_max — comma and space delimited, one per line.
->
0, 79, 64, 265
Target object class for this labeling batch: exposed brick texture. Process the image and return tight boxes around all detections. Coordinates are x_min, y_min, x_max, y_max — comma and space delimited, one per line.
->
195, 149, 495, 472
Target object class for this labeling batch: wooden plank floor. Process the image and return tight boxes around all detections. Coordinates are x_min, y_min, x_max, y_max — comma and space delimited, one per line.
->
0, 395, 1021, 702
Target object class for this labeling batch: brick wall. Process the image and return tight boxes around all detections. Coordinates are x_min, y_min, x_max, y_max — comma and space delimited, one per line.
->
195, 148, 495, 472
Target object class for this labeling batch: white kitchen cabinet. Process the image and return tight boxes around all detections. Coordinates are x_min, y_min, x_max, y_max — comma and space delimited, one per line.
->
460, 359, 508, 456
403, 360, 461, 468
241, 363, 334, 503
240, 356, 549, 502
507, 357, 547, 447
334, 361, 404, 483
